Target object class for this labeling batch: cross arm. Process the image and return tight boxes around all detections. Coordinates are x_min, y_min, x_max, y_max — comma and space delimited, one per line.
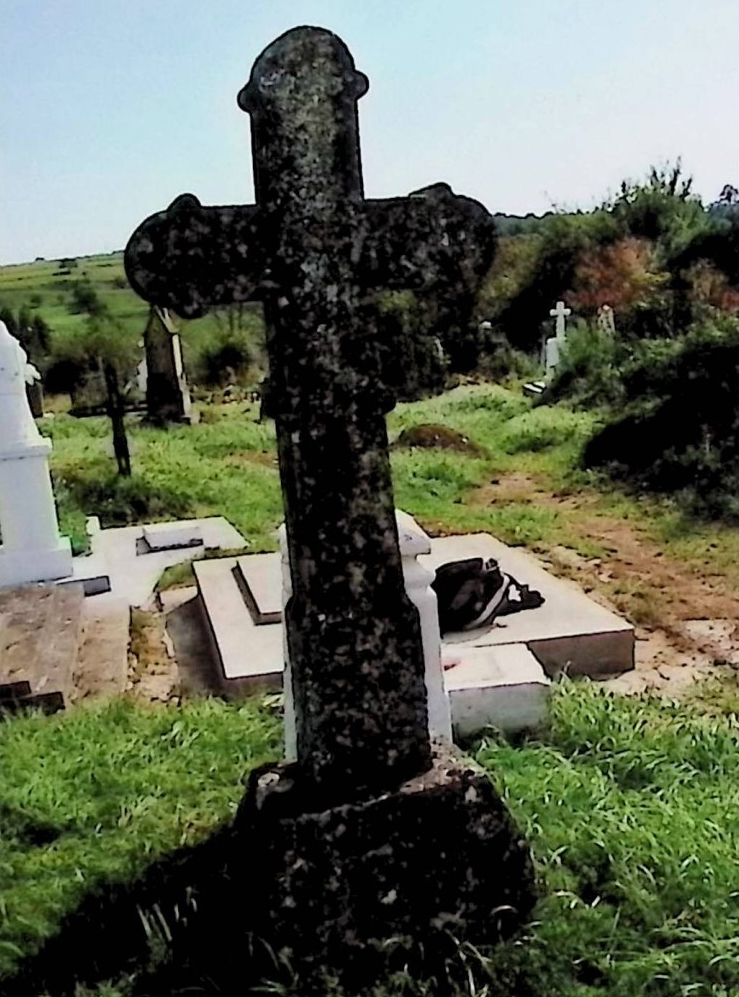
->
124, 194, 264, 319
360, 183, 496, 297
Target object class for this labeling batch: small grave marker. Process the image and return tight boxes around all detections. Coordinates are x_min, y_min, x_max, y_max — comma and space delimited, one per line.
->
545, 299, 572, 381
143, 306, 195, 425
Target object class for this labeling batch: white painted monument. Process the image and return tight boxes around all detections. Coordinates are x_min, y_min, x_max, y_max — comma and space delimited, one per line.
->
281, 510, 453, 761
0, 322, 72, 587
545, 299, 571, 382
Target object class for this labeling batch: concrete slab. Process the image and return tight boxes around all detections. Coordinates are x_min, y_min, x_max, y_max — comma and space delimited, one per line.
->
143, 522, 204, 551
196, 553, 552, 738
193, 558, 283, 694
216, 534, 634, 678
0, 582, 84, 703
70, 516, 247, 611
420, 533, 634, 677
194, 531, 635, 740
72, 597, 130, 701
444, 643, 551, 739
236, 553, 282, 624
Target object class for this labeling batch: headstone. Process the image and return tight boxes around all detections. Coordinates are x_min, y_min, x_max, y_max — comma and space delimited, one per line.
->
143, 305, 194, 425
0, 322, 72, 587
26, 363, 44, 418
545, 299, 571, 382
125, 25, 534, 987
135, 357, 147, 396
596, 302, 616, 337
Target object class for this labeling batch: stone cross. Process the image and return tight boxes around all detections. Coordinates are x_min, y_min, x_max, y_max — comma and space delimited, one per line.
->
549, 299, 571, 340
125, 26, 495, 806
545, 299, 572, 382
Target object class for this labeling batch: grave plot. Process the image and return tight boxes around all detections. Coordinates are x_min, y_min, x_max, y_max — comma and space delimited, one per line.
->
194, 515, 634, 739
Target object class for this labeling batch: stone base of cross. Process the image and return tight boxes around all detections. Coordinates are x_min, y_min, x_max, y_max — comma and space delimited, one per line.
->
232, 740, 537, 991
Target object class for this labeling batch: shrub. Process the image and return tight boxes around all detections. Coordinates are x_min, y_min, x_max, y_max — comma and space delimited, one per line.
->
582, 316, 739, 517
198, 330, 253, 386
544, 321, 624, 408
374, 290, 449, 401
68, 280, 105, 317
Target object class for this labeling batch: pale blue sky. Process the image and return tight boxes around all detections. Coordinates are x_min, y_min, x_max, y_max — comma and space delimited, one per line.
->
2, 0, 738, 264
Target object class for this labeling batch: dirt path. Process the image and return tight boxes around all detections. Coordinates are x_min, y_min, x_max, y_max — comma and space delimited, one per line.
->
472, 473, 739, 695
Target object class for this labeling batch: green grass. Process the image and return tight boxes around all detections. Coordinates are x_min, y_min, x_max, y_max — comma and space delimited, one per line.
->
0, 252, 264, 385
0, 696, 280, 980
471, 681, 739, 997
46, 381, 739, 586
7, 380, 739, 993
6, 685, 739, 995
48, 402, 283, 553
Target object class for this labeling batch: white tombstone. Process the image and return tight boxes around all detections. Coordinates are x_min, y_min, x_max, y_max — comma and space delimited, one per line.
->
135, 357, 148, 395
596, 303, 616, 337
545, 300, 571, 382
0, 322, 72, 587
281, 509, 452, 761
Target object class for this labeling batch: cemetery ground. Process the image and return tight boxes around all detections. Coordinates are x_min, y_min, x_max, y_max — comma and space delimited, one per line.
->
2, 384, 739, 995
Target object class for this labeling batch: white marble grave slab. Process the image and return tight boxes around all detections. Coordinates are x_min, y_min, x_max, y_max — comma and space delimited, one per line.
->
143, 522, 204, 551
444, 643, 551, 738
194, 557, 283, 693
236, 553, 282, 624
420, 533, 634, 677
194, 530, 634, 739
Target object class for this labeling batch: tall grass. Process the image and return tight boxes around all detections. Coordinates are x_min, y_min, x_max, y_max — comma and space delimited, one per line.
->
6, 684, 739, 995
0, 697, 279, 979
472, 681, 739, 996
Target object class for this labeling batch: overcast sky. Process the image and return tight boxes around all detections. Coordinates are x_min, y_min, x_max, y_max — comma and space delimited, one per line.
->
2, 0, 738, 264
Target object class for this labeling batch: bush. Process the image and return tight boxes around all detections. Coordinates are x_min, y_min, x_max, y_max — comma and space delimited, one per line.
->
375, 291, 449, 401
582, 317, 739, 516
544, 321, 624, 408
198, 330, 253, 386
68, 280, 105, 317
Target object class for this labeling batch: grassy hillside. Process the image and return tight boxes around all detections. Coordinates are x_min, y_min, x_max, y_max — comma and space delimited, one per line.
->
0, 253, 264, 386
47, 383, 739, 595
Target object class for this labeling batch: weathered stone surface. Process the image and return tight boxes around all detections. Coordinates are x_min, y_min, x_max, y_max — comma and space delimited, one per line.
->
26, 379, 44, 418
231, 739, 537, 990
0, 582, 84, 705
143, 306, 193, 425
125, 26, 497, 805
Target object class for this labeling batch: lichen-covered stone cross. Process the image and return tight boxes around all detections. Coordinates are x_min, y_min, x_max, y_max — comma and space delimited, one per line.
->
125, 26, 495, 807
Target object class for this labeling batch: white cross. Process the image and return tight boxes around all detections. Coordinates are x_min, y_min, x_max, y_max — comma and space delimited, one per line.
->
549, 300, 571, 339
